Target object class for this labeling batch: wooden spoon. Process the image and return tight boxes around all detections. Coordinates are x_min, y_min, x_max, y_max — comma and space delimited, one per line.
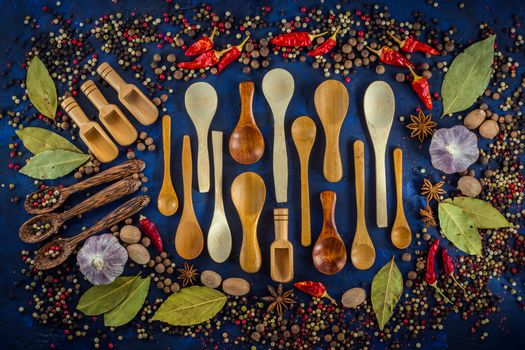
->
207, 131, 232, 263
262, 68, 294, 203
312, 190, 347, 275
19, 177, 142, 243
61, 97, 118, 163
270, 208, 294, 283
351, 140, 376, 270
229, 82, 265, 164
363, 81, 395, 228
391, 148, 412, 249
81, 80, 137, 146
33, 195, 150, 270
23, 160, 145, 215
175, 135, 204, 260
231, 172, 266, 273
158, 115, 178, 216
314, 80, 349, 182
185, 82, 217, 193
291, 116, 316, 247
97, 62, 158, 125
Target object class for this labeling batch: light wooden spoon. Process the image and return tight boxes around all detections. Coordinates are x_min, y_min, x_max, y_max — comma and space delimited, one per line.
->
262, 68, 294, 203
391, 148, 412, 249
175, 135, 204, 260
270, 208, 294, 283
185, 82, 217, 193
158, 115, 178, 216
363, 81, 395, 228
314, 80, 349, 182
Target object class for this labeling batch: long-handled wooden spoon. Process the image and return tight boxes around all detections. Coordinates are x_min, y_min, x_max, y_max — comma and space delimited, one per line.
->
158, 115, 178, 216
270, 208, 294, 283
33, 195, 150, 270
291, 116, 316, 247
231, 172, 266, 273
175, 136, 204, 260
351, 140, 376, 270
391, 148, 412, 249
185, 82, 217, 193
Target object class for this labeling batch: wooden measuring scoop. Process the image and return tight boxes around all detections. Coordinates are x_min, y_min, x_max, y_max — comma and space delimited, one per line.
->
229, 82, 265, 164
312, 191, 347, 275
185, 82, 217, 193
61, 97, 118, 163
391, 148, 412, 249
231, 172, 266, 273
158, 115, 178, 216
270, 208, 294, 283
175, 136, 204, 260
81, 80, 137, 146
97, 62, 158, 125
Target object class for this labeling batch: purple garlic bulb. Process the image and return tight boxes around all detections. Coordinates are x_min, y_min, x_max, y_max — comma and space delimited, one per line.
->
429, 125, 479, 174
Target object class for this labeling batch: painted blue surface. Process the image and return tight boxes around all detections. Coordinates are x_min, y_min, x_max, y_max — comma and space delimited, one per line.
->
0, 0, 524, 349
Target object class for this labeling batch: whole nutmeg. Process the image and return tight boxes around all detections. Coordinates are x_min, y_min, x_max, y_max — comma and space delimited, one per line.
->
126, 244, 150, 265
479, 119, 499, 139
464, 109, 486, 130
458, 175, 482, 197
119, 225, 141, 244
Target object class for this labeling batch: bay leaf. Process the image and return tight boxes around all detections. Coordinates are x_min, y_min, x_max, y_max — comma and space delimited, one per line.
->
438, 202, 482, 255
77, 275, 139, 316
26, 56, 57, 119
441, 35, 496, 116
371, 257, 403, 330
16, 127, 83, 154
19, 149, 90, 180
449, 197, 512, 229
152, 286, 227, 326
104, 276, 150, 327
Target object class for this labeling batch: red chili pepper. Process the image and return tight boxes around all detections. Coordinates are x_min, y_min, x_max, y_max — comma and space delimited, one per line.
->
216, 36, 250, 74
177, 47, 232, 70
408, 67, 433, 110
368, 46, 414, 68
185, 26, 217, 57
441, 248, 467, 293
425, 239, 452, 304
388, 32, 439, 55
307, 26, 340, 57
294, 281, 336, 304
271, 30, 327, 47
138, 215, 163, 252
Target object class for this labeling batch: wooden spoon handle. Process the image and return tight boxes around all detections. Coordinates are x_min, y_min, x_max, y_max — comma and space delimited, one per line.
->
211, 131, 224, 211
97, 62, 126, 92
299, 159, 311, 246
273, 118, 288, 203
393, 148, 403, 210
320, 190, 337, 235
61, 96, 90, 126
274, 208, 289, 241
374, 146, 388, 228
196, 128, 210, 193
354, 140, 366, 224
240, 219, 262, 273
323, 133, 342, 182
81, 80, 109, 110
182, 135, 193, 209
238, 81, 255, 125
161, 116, 172, 184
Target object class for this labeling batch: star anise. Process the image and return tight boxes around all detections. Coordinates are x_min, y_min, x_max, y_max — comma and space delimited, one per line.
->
177, 262, 198, 287
420, 178, 446, 203
420, 205, 437, 227
406, 110, 437, 142
261, 284, 295, 316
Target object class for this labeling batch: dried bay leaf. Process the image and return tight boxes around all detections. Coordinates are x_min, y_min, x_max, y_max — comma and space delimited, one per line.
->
26, 56, 57, 119
447, 197, 512, 229
152, 286, 227, 326
104, 276, 150, 327
438, 202, 482, 256
441, 35, 496, 116
371, 257, 403, 330
16, 127, 83, 154
77, 276, 139, 316
19, 149, 90, 179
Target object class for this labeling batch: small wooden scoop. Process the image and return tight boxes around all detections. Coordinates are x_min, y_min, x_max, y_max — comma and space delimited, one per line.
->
61, 97, 118, 163
229, 82, 265, 164
312, 190, 347, 275
158, 115, 178, 216
33, 195, 150, 270
81, 80, 137, 146
270, 208, 294, 283
19, 177, 141, 243
175, 136, 204, 260
23, 159, 145, 215
391, 148, 412, 249
97, 62, 158, 125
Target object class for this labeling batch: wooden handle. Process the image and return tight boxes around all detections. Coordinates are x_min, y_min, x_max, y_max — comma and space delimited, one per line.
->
196, 128, 210, 193
61, 96, 90, 125
393, 148, 403, 210
274, 208, 289, 241
374, 146, 388, 228
81, 80, 109, 110
240, 219, 262, 273
182, 135, 193, 209
273, 120, 288, 203
320, 190, 337, 236
354, 140, 366, 225
299, 158, 311, 246
97, 62, 126, 92
238, 81, 255, 125
212, 131, 224, 211
323, 133, 342, 182
162, 116, 172, 184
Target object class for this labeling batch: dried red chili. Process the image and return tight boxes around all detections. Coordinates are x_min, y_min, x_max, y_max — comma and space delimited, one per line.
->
138, 215, 163, 252
388, 32, 439, 55
368, 46, 415, 68
177, 47, 232, 70
307, 26, 340, 57
425, 239, 452, 304
185, 26, 217, 57
408, 67, 433, 110
270, 30, 327, 47
216, 36, 250, 73
441, 248, 467, 293
294, 281, 336, 304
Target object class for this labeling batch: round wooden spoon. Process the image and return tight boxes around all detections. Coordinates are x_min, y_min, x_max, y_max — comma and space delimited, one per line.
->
391, 148, 412, 249
158, 115, 178, 216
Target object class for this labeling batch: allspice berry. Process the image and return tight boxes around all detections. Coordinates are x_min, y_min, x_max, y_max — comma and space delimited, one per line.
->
458, 176, 482, 197
479, 119, 499, 139
464, 109, 486, 130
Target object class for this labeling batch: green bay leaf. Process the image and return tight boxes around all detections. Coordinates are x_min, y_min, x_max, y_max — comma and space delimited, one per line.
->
450, 197, 512, 229
438, 202, 482, 255
441, 35, 496, 116
26, 56, 57, 119
104, 276, 150, 327
151, 286, 227, 326
371, 257, 403, 331
16, 127, 83, 154
19, 149, 90, 180
77, 276, 139, 316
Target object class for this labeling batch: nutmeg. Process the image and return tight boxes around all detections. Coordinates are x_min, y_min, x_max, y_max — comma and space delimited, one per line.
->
464, 109, 486, 130
479, 119, 499, 139
458, 176, 482, 197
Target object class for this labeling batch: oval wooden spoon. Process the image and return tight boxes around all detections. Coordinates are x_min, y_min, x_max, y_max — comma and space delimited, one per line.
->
229, 82, 265, 164
312, 190, 347, 275
391, 148, 412, 249
351, 140, 376, 270
291, 116, 316, 247
270, 208, 294, 283
19, 177, 142, 243
314, 80, 349, 183
185, 82, 217, 193
231, 172, 266, 273
158, 115, 178, 216
175, 135, 204, 260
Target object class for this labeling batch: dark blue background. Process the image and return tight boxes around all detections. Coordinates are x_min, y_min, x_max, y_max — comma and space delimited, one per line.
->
1, 0, 524, 349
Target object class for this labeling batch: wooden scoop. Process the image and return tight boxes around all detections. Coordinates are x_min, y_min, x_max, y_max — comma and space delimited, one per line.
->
270, 208, 294, 283
391, 148, 412, 249
351, 140, 376, 270
363, 81, 395, 228
33, 195, 150, 270
175, 135, 204, 260
231, 172, 266, 273
229, 82, 265, 164
97, 62, 158, 125
81, 80, 137, 146
19, 177, 141, 244
61, 97, 118, 163
314, 80, 349, 182
262, 68, 294, 203
23, 160, 145, 215
185, 82, 217, 193
312, 190, 347, 275
291, 116, 316, 247
157, 115, 178, 216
